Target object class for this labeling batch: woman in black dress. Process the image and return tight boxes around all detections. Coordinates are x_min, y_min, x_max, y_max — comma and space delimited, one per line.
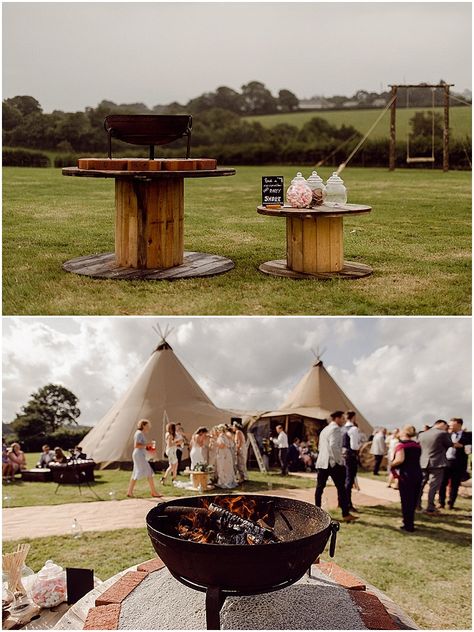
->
390, 425, 422, 532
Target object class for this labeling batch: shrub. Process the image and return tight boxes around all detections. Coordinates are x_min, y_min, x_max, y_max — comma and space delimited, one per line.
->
9, 427, 91, 452
3, 148, 50, 167
54, 154, 79, 168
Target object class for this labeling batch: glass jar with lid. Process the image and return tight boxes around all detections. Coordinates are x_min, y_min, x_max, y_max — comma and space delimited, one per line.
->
31, 560, 67, 608
325, 172, 347, 206
286, 172, 312, 208
306, 170, 326, 206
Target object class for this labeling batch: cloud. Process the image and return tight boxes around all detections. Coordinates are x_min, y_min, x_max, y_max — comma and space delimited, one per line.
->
2, 317, 471, 431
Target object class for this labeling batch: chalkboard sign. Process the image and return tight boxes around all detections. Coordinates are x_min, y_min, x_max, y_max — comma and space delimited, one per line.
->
262, 176, 284, 206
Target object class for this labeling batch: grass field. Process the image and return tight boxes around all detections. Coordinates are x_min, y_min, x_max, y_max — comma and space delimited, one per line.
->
3, 166, 471, 315
3, 497, 471, 629
245, 106, 472, 140
2, 455, 314, 508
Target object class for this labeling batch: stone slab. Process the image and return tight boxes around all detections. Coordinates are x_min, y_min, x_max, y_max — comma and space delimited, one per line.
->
117, 567, 369, 630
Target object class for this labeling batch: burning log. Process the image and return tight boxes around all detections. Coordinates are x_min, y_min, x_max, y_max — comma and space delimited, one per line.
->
208, 503, 275, 543
162, 501, 278, 545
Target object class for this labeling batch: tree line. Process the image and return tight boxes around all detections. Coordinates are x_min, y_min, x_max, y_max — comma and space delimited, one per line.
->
2, 83, 471, 169
6, 383, 91, 452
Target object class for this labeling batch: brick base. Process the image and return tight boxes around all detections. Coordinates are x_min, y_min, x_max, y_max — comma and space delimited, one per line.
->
95, 570, 148, 606
83, 557, 405, 630
317, 561, 366, 590
349, 590, 401, 630
83, 604, 121, 630
317, 560, 401, 629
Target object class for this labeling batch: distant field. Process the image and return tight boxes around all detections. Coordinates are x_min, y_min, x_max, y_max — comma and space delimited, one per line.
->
246, 107, 472, 140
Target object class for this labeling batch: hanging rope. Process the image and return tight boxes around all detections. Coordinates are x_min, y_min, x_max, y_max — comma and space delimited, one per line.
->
448, 93, 472, 107
336, 94, 397, 174
315, 130, 361, 168
406, 87, 435, 163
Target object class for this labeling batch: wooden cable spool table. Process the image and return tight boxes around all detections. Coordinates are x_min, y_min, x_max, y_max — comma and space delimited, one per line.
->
61, 160, 236, 280
257, 203, 373, 279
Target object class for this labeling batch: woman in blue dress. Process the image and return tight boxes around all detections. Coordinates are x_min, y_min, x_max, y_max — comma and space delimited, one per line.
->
126, 419, 161, 498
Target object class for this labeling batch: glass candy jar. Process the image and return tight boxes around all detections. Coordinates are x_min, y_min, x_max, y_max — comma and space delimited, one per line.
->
286, 172, 312, 208
31, 561, 67, 608
306, 170, 326, 206
325, 172, 347, 206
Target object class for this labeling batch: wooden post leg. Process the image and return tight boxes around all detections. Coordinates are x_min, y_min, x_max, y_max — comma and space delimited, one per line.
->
287, 216, 343, 274
115, 178, 184, 269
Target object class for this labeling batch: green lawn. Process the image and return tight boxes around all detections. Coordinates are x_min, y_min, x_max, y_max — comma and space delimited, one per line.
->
2, 454, 313, 508
3, 166, 471, 315
245, 106, 472, 140
3, 498, 471, 629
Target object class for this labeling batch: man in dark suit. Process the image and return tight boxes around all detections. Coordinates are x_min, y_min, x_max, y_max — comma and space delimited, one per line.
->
287, 437, 302, 472
438, 418, 471, 510
418, 419, 453, 515
342, 411, 360, 512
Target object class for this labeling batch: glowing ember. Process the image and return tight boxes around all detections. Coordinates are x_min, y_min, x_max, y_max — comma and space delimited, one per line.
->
170, 496, 277, 545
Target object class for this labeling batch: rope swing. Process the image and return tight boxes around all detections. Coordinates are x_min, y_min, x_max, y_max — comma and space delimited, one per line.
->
406, 87, 436, 164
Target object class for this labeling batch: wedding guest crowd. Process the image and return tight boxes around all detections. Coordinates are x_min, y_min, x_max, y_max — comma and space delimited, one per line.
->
311, 412, 471, 533
382, 417, 471, 531
2, 440, 92, 482
157, 420, 249, 490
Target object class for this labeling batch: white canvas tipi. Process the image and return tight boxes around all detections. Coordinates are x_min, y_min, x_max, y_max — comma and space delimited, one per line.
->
249, 359, 372, 436
81, 339, 233, 466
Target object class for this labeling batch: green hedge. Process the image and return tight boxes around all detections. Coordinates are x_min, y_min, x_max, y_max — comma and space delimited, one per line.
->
3, 147, 50, 167
4, 138, 471, 170
53, 153, 79, 168
9, 427, 91, 452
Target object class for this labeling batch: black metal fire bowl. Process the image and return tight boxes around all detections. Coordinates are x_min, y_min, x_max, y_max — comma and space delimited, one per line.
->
146, 494, 339, 596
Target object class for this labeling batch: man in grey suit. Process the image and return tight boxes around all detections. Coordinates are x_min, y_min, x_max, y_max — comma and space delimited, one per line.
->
315, 411, 358, 522
418, 419, 453, 515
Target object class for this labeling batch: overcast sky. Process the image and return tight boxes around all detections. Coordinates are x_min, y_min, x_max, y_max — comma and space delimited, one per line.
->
2, 317, 471, 430
3, 2, 471, 112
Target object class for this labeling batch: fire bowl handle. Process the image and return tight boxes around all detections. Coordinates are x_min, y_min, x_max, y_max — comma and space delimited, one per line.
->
329, 521, 340, 557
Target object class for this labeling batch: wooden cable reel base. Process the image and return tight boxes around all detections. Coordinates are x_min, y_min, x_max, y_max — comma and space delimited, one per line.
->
77, 158, 217, 171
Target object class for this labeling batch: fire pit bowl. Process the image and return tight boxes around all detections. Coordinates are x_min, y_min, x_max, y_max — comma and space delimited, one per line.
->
146, 494, 339, 594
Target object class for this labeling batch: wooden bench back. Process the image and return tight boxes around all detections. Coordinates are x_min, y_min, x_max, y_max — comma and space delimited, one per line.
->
104, 114, 192, 159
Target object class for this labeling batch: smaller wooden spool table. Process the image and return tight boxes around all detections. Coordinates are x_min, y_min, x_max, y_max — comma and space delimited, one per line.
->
62, 161, 236, 280
257, 203, 373, 280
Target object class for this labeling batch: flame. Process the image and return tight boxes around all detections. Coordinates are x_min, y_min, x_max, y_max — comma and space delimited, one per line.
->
176, 496, 270, 545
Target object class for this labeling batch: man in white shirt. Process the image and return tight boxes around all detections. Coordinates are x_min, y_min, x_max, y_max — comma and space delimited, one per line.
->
315, 411, 358, 522
370, 427, 387, 475
272, 424, 289, 475
342, 411, 360, 512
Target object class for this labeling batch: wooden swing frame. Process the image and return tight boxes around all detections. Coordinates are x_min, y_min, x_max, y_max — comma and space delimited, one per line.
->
388, 83, 453, 172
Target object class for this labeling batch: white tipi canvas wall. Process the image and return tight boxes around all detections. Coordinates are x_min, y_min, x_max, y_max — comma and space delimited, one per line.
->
249, 359, 372, 436
81, 340, 233, 466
